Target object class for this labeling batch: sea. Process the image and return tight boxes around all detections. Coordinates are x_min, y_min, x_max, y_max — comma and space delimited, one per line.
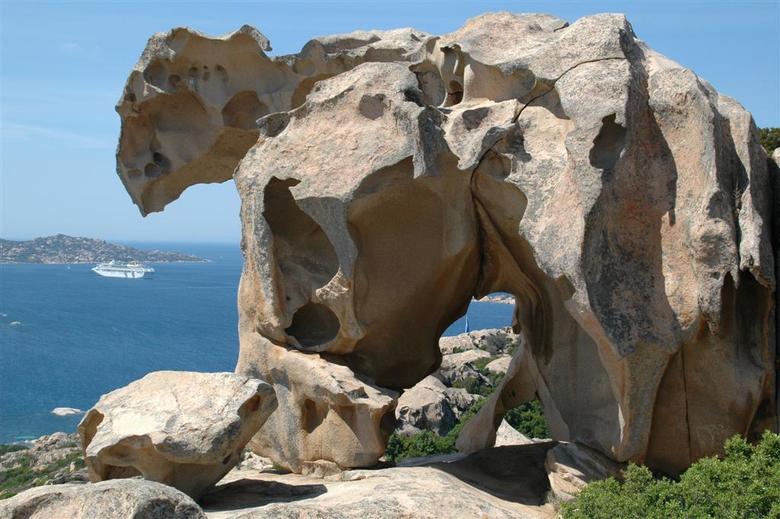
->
0, 243, 513, 443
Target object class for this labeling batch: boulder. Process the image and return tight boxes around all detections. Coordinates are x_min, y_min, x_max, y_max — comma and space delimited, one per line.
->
78, 371, 276, 499
544, 442, 624, 502
395, 375, 479, 436
114, 13, 777, 474
436, 349, 492, 388
485, 355, 512, 375
0, 479, 205, 519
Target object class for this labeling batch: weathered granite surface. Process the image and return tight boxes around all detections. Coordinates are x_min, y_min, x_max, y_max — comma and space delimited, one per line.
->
113, 12, 777, 476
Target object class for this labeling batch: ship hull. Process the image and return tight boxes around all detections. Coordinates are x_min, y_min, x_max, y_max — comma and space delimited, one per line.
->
92, 268, 147, 279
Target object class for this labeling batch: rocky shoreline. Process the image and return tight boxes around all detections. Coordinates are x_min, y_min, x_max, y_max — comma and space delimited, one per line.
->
0, 234, 206, 264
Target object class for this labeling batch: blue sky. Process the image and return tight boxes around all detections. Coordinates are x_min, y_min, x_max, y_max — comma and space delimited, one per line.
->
1, 1, 778, 243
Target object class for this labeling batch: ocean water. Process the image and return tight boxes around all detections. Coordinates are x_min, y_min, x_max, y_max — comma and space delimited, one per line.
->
0, 243, 512, 443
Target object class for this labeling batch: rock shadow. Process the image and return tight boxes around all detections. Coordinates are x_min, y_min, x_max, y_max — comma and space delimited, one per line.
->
201, 478, 327, 512
428, 443, 556, 505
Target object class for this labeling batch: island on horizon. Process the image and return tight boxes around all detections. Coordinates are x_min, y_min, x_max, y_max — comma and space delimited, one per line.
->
0, 234, 207, 264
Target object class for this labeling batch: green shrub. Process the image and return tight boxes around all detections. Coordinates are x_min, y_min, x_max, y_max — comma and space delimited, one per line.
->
759, 127, 780, 154
0, 444, 28, 456
505, 400, 549, 438
561, 430, 780, 519
452, 375, 492, 396
385, 430, 456, 462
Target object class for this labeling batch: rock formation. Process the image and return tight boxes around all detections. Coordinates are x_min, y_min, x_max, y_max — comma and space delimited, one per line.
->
78, 371, 276, 499
114, 13, 777, 476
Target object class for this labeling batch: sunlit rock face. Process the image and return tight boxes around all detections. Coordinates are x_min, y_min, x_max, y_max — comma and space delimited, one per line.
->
115, 13, 777, 475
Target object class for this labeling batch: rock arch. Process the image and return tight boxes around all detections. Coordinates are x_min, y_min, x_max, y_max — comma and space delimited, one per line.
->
114, 13, 777, 475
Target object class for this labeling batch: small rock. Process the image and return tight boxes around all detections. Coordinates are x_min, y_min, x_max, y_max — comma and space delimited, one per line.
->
494, 420, 533, 447
51, 407, 84, 417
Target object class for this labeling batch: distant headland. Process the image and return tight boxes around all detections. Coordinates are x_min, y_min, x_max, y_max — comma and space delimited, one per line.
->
0, 234, 207, 264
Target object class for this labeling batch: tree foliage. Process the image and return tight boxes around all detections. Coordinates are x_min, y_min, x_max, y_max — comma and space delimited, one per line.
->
505, 400, 549, 438
759, 127, 780, 154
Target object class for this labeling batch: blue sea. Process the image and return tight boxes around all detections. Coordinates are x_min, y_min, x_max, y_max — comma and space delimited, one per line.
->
0, 243, 512, 443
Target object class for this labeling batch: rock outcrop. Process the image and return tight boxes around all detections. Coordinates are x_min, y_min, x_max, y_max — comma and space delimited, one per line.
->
114, 13, 777, 475
0, 479, 206, 519
78, 371, 276, 499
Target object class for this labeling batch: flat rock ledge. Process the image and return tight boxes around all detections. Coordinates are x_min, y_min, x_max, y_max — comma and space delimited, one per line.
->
202, 444, 558, 519
78, 371, 277, 499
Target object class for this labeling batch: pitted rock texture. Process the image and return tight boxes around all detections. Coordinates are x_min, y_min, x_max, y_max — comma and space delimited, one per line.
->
78, 371, 277, 499
115, 13, 777, 475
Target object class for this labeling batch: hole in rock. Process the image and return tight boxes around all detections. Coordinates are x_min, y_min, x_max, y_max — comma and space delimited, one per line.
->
358, 94, 385, 120
104, 465, 142, 479
302, 398, 325, 433
291, 74, 335, 108
285, 302, 340, 348
258, 112, 290, 138
144, 163, 161, 178
410, 62, 445, 106
168, 74, 181, 88
589, 114, 626, 172
462, 107, 490, 131
444, 80, 464, 107
222, 91, 269, 130
143, 60, 169, 90
215, 64, 229, 82
263, 177, 339, 310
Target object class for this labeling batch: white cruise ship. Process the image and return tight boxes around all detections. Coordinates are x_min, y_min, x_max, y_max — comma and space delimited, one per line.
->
92, 260, 155, 279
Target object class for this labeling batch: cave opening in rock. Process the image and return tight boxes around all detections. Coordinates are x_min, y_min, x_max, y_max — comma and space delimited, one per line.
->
285, 302, 341, 349
444, 80, 464, 107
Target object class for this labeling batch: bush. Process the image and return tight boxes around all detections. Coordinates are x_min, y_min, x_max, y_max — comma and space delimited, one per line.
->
505, 400, 549, 438
385, 430, 455, 462
759, 127, 780, 154
560, 430, 780, 519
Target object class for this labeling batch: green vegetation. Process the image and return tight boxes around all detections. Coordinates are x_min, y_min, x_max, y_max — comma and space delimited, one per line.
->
505, 400, 549, 439
561, 430, 780, 519
0, 449, 84, 500
0, 444, 27, 456
759, 127, 780, 154
451, 355, 504, 396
